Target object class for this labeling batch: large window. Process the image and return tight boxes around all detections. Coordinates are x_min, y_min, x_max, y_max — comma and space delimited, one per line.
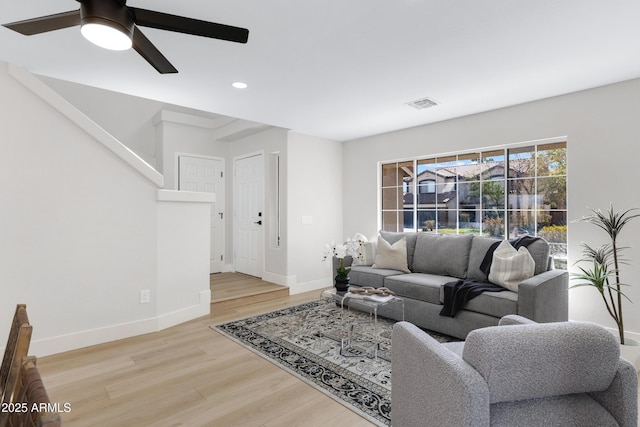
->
380, 141, 567, 268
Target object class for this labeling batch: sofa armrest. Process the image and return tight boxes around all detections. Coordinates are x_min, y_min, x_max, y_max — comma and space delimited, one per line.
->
517, 269, 568, 322
588, 359, 639, 427
392, 322, 489, 427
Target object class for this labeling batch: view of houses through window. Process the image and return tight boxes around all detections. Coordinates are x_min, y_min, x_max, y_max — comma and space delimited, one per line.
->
380, 141, 567, 269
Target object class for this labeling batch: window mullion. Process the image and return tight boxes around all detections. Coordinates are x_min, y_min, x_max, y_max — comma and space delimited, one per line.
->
533, 151, 536, 236
503, 147, 509, 237
413, 159, 418, 232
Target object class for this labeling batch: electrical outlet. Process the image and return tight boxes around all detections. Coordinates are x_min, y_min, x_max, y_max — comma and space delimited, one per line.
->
140, 290, 151, 304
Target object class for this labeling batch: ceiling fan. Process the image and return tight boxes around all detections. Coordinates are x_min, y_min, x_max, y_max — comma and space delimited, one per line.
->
2, 0, 249, 74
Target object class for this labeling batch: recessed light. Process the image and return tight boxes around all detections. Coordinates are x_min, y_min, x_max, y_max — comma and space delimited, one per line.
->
232, 82, 248, 89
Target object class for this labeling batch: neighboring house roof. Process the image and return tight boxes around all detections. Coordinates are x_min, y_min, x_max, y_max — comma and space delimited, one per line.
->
401, 159, 539, 208
410, 159, 534, 184
404, 191, 458, 206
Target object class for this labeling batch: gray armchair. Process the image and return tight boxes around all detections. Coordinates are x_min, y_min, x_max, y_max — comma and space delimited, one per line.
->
391, 316, 638, 427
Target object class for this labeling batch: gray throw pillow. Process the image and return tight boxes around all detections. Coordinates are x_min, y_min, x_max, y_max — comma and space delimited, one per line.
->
467, 236, 501, 281
412, 233, 473, 279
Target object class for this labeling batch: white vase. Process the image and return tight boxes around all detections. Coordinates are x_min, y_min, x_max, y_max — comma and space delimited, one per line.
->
618, 337, 640, 373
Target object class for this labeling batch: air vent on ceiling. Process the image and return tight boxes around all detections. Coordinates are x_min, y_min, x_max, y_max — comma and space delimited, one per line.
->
405, 97, 438, 110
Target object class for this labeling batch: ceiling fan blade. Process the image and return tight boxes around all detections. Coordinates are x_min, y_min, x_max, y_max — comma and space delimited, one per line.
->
132, 27, 178, 74
3, 10, 81, 35
130, 8, 249, 44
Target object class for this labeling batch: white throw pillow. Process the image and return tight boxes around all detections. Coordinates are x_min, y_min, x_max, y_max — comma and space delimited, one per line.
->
372, 236, 410, 273
488, 240, 535, 292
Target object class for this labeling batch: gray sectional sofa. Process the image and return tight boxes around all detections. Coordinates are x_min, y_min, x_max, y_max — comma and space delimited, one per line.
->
343, 231, 568, 339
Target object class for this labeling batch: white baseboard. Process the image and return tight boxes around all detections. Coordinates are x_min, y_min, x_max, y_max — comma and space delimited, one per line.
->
157, 289, 210, 330
260, 272, 331, 295
604, 327, 640, 342
30, 318, 158, 357
288, 278, 331, 295
30, 290, 211, 357
569, 320, 640, 343
262, 271, 297, 287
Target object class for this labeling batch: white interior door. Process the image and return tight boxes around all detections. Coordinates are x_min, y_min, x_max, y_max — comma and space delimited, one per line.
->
234, 154, 264, 277
178, 155, 225, 273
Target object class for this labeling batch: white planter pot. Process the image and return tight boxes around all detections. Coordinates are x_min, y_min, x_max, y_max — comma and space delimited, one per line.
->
618, 337, 640, 373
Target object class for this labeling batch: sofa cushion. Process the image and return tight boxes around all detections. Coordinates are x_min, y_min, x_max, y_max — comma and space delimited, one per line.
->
490, 394, 620, 427
525, 238, 551, 275
461, 290, 518, 319
488, 240, 535, 291
384, 273, 453, 305
467, 236, 501, 281
412, 233, 473, 279
372, 236, 410, 273
380, 231, 419, 270
349, 265, 404, 288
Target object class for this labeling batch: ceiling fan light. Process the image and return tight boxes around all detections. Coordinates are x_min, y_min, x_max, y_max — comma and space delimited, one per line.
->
81, 22, 132, 51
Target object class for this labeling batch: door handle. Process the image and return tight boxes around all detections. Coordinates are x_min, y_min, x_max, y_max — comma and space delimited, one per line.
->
254, 220, 262, 225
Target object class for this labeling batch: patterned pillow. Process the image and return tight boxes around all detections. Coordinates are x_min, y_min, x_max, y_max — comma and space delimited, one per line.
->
488, 240, 535, 292
372, 236, 410, 273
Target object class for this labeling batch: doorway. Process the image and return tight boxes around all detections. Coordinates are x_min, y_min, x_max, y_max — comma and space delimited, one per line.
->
178, 155, 225, 273
234, 153, 264, 277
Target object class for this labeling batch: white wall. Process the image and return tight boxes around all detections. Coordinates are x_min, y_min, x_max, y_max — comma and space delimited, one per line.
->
156, 191, 213, 326
39, 73, 347, 295
0, 64, 211, 356
287, 132, 344, 293
153, 111, 229, 190
39, 75, 345, 293
40, 76, 222, 168
343, 78, 640, 338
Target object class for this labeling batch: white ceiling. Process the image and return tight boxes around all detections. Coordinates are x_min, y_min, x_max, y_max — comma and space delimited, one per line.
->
2, 0, 640, 142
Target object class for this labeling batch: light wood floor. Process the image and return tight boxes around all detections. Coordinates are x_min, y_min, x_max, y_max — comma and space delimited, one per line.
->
36, 274, 640, 426
210, 272, 289, 310
38, 275, 373, 427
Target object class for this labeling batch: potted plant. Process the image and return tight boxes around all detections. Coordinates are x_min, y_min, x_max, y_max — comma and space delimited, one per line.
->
323, 237, 364, 292
571, 204, 640, 350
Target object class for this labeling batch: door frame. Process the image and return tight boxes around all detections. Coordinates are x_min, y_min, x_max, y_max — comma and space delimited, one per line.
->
176, 152, 226, 273
233, 151, 265, 277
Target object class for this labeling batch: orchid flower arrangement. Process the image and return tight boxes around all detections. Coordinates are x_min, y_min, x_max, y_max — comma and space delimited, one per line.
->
323, 237, 365, 277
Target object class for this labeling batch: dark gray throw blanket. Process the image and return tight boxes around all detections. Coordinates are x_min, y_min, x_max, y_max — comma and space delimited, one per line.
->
439, 280, 505, 317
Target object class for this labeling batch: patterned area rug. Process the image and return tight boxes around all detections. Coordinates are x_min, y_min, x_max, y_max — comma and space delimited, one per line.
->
211, 298, 456, 426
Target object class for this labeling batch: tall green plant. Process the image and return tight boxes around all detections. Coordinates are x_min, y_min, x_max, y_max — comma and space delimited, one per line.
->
571, 204, 640, 344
